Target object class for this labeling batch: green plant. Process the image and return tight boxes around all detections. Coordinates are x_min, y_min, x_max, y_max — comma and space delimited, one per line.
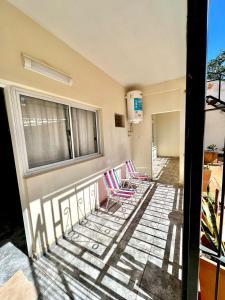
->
201, 195, 225, 256
207, 50, 225, 80
204, 164, 210, 169
207, 144, 217, 151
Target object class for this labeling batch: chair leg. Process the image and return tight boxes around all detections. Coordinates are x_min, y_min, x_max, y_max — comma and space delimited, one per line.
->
106, 197, 110, 211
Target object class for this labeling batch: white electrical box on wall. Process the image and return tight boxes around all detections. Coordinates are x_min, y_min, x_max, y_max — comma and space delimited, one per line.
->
126, 90, 143, 123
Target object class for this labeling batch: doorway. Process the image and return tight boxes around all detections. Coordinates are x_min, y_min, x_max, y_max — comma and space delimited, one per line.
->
0, 87, 27, 253
151, 111, 180, 185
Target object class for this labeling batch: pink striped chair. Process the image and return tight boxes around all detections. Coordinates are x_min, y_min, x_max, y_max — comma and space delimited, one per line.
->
125, 160, 150, 181
103, 170, 137, 211
110, 169, 136, 191
111, 168, 146, 195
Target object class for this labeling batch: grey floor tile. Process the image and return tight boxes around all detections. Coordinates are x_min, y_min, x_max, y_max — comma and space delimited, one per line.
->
101, 274, 139, 300
0, 242, 31, 285
27, 267, 55, 297
140, 261, 181, 300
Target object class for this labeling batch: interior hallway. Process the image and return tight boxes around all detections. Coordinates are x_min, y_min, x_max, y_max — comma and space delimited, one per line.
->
152, 157, 180, 185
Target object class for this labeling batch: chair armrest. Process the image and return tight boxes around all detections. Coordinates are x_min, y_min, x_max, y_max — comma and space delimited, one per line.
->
110, 188, 120, 192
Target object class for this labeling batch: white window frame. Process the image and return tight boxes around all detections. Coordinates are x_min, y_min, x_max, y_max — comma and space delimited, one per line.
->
8, 86, 103, 176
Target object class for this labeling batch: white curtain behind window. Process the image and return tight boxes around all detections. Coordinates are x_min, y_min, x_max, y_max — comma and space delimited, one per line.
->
71, 108, 98, 157
20, 95, 71, 168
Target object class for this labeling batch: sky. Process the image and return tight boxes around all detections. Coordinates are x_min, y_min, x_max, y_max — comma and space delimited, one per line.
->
207, 0, 225, 61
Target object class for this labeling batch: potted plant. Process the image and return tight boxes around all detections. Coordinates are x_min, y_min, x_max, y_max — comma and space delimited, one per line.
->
201, 194, 225, 255
200, 195, 225, 299
199, 255, 225, 299
204, 144, 218, 164
207, 144, 217, 151
202, 165, 212, 193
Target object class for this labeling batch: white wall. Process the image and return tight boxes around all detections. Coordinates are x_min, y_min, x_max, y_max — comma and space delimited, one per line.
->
155, 111, 180, 157
204, 109, 225, 150
205, 80, 225, 150
130, 77, 186, 184
0, 1, 130, 256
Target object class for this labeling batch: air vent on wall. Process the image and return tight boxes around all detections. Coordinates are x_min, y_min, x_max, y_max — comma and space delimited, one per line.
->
22, 54, 73, 86
115, 113, 125, 128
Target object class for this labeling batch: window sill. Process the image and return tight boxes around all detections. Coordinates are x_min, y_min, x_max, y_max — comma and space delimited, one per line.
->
23, 153, 104, 178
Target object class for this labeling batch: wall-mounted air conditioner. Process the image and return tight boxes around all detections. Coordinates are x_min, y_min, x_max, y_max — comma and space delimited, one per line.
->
126, 90, 143, 123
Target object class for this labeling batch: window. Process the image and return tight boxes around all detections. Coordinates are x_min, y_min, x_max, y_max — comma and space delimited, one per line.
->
19, 93, 100, 170
71, 108, 98, 157
20, 96, 72, 168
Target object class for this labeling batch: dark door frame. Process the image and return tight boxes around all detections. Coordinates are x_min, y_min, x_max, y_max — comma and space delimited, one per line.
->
0, 87, 27, 253
182, 0, 208, 299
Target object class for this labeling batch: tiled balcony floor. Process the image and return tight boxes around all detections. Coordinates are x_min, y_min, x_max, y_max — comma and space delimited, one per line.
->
0, 169, 183, 300
0, 180, 182, 300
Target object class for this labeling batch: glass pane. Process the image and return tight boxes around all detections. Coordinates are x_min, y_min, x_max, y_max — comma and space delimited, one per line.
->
20, 95, 72, 168
71, 107, 98, 157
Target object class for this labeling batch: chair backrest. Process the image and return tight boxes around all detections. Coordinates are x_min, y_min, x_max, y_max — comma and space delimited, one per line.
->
130, 160, 136, 172
103, 171, 113, 197
126, 160, 136, 173
104, 169, 134, 199
104, 170, 117, 189
110, 169, 121, 189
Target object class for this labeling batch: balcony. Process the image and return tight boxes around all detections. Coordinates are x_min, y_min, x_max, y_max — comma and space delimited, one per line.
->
0, 160, 183, 300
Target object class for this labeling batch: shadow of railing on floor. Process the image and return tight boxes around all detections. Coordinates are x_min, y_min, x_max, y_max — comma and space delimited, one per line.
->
28, 182, 183, 299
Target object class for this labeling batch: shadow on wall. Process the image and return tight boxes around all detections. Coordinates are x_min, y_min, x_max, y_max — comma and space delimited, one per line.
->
28, 165, 125, 257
